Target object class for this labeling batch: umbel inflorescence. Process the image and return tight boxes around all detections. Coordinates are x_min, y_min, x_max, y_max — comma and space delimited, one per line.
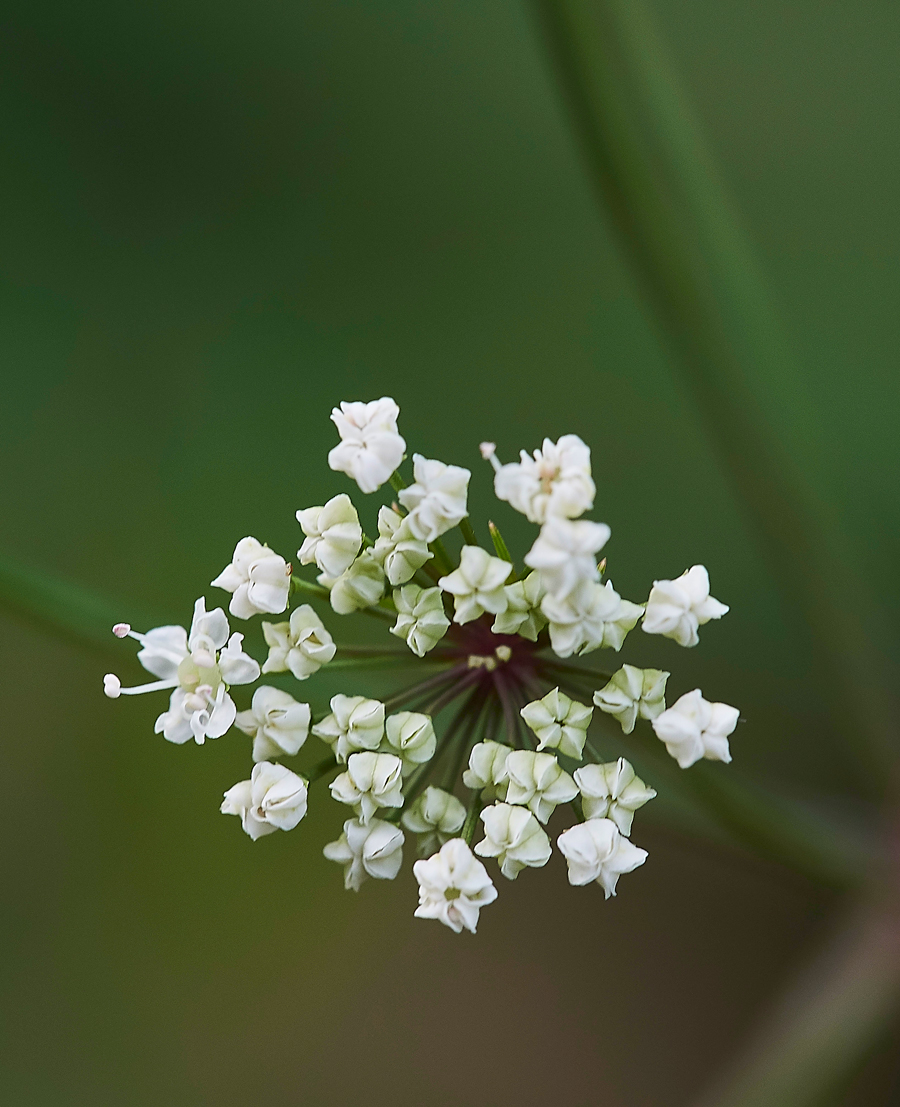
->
104, 397, 739, 934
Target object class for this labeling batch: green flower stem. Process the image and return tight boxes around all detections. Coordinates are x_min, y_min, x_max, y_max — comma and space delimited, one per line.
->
424, 668, 483, 717
458, 518, 478, 546
289, 575, 330, 601
534, 0, 897, 784
494, 669, 522, 747
402, 691, 476, 806
428, 538, 454, 577
381, 663, 469, 712
335, 645, 453, 659
539, 658, 613, 687
320, 656, 440, 671
461, 789, 483, 845
480, 693, 504, 747
290, 574, 396, 624
305, 754, 339, 785
442, 685, 491, 791
418, 562, 443, 585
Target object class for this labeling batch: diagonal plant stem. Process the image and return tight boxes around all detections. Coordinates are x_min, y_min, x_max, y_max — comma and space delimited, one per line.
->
0, 552, 163, 656
532, 0, 897, 784
693, 898, 900, 1107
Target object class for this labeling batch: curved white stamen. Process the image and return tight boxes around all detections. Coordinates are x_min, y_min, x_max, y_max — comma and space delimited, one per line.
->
112, 623, 131, 638
103, 674, 122, 698
191, 649, 215, 669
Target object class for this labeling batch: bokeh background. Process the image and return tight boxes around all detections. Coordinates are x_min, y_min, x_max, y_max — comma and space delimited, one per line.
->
2, 2, 899, 1104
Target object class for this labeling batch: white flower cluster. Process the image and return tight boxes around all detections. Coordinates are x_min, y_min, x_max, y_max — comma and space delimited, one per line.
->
103, 396, 741, 937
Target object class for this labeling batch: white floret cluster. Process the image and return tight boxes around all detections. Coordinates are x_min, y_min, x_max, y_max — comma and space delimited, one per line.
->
102, 396, 740, 936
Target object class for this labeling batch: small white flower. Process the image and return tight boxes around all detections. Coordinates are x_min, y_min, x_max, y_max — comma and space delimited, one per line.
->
320, 550, 385, 614
574, 759, 656, 835
105, 598, 259, 745
520, 687, 592, 760
154, 684, 237, 746
652, 689, 739, 769
475, 803, 552, 880
524, 517, 610, 600
220, 761, 308, 840
557, 818, 648, 897
371, 506, 433, 586
543, 579, 643, 658
401, 786, 466, 856
323, 818, 405, 890
593, 665, 669, 735
296, 493, 363, 578
218, 632, 261, 685
330, 751, 405, 823
462, 741, 512, 802
390, 584, 450, 656
413, 838, 497, 933
642, 565, 729, 648
398, 454, 470, 543
328, 397, 406, 494
261, 605, 336, 680
439, 546, 511, 625
505, 750, 578, 824
493, 435, 595, 524
312, 694, 385, 762
491, 571, 547, 641
235, 686, 311, 761
382, 711, 437, 775
211, 537, 291, 620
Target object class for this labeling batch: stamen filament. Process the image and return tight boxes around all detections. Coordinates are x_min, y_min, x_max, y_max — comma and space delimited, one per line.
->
118, 678, 178, 696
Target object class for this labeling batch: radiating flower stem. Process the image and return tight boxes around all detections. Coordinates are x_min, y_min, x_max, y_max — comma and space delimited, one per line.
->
424, 669, 484, 717
461, 789, 482, 845
458, 518, 479, 546
325, 656, 446, 671
381, 663, 469, 712
538, 658, 612, 685
290, 575, 396, 624
442, 686, 491, 790
306, 754, 339, 785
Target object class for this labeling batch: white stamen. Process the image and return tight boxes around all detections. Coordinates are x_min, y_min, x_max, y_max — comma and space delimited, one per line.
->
103, 674, 122, 698
479, 441, 501, 472
116, 678, 179, 697
191, 649, 215, 669
112, 623, 131, 638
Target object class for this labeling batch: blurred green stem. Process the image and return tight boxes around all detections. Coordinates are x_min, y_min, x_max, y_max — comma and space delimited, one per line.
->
0, 551, 155, 655
694, 899, 900, 1107
533, 0, 897, 782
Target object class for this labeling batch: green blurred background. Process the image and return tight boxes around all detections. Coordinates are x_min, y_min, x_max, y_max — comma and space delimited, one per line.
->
2, 1, 898, 1104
